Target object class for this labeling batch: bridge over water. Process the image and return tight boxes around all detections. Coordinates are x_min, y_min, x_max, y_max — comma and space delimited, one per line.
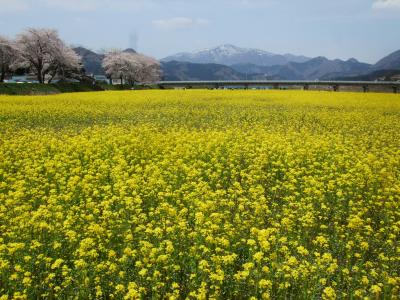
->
155, 80, 400, 93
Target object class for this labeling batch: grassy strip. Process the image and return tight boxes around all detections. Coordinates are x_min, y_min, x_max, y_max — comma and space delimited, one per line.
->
0, 83, 61, 95
0, 83, 107, 95
0, 82, 159, 95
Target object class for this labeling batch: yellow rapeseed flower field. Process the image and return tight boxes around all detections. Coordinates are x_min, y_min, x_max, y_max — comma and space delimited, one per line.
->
0, 90, 399, 299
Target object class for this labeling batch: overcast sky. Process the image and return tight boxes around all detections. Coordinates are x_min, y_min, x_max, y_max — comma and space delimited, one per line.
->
0, 0, 399, 63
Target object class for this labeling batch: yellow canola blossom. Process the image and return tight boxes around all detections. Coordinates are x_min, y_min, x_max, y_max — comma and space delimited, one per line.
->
0, 90, 399, 299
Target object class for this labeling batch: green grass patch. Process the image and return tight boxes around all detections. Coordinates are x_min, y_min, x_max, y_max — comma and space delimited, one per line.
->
0, 82, 106, 95
0, 83, 61, 95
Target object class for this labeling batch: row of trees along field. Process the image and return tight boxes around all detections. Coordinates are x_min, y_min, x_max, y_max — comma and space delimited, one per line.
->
0, 28, 161, 84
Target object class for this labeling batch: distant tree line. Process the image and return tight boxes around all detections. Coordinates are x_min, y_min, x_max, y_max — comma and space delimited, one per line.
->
0, 28, 161, 84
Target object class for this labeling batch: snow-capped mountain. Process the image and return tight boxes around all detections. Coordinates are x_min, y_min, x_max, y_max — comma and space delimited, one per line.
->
161, 44, 311, 66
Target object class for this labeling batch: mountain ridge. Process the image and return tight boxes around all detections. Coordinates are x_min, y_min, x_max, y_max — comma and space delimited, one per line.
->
373, 49, 400, 71
73, 46, 400, 81
231, 56, 372, 80
161, 61, 271, 81
161, 44, 311, 66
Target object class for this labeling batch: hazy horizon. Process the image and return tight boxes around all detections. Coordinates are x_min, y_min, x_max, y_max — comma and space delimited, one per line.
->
1, 0, 400, 63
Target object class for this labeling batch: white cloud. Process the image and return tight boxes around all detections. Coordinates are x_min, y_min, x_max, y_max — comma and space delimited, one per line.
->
152, 17, 209, 30
373, 0, 400, 9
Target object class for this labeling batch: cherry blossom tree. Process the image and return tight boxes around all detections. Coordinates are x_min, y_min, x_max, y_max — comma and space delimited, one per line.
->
102, 50, 161, 85
134, 54, 162, 83
102, 50, 138, 85
0, 36, 16, 82
47, 44, 82, 83
14, 28, 81, 83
